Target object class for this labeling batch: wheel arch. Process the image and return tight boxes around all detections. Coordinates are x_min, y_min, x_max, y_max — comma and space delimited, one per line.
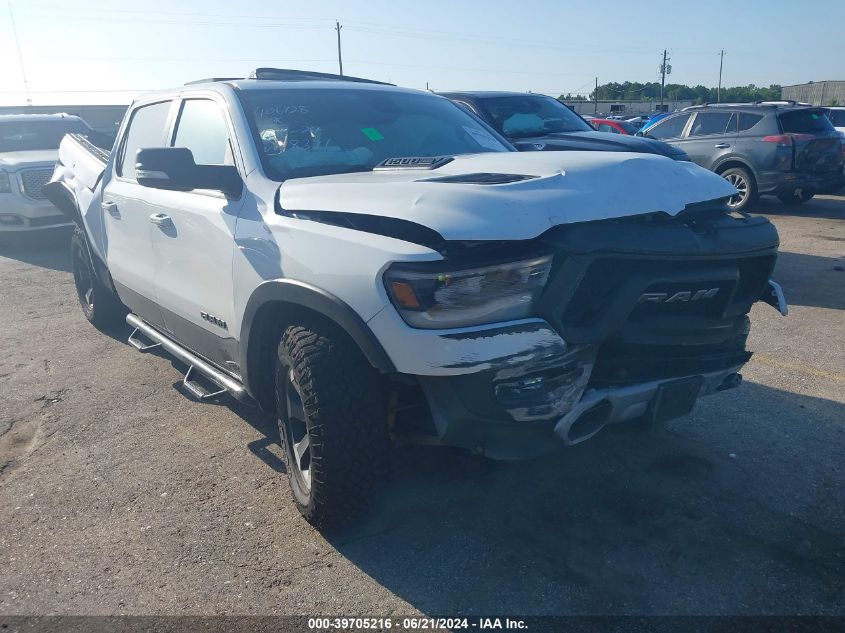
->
239, 280, 395, 412
713, 157, 759, 186
42, 179, 83, 227
52, 183, 116, 293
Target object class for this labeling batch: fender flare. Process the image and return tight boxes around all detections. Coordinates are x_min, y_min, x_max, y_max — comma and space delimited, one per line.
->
42, 179, 115, 290
42, 178, 83, 226
239, 279, 396, 404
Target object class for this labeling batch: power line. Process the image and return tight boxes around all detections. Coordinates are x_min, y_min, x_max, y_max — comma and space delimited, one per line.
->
7, 0, 31, 105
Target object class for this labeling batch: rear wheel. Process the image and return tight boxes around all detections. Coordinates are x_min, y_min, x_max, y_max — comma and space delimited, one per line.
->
71, 227, 125, 329
776, 189, 815, 205
720, 167, 758, 212
275, 319, 389, 529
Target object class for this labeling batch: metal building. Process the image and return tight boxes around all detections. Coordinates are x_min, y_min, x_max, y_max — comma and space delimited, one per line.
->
781, 81, 845, 106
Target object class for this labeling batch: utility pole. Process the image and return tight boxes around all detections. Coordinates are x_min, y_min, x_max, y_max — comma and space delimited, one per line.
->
593, 77, 599, 114
659, 49, 671, 111
8, 0, 31, 105
717, 49, 725, 103
335, 21, 343, 76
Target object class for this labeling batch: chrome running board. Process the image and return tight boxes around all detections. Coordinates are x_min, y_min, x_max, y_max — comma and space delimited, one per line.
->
126, 313, 246, 401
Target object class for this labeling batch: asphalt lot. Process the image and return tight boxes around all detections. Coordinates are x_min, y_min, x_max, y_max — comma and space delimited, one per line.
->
0, 196, 843, 617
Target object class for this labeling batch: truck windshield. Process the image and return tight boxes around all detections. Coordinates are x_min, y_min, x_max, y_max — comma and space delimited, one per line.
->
477, 95, 594, 138
238, 88, 511, 180
0, 120, 90, 152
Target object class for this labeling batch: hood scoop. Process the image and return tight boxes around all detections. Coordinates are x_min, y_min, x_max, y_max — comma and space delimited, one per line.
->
422, 172, 538, 185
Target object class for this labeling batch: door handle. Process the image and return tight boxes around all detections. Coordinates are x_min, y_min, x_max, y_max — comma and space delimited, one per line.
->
102, 201, 120, 218
149, 213, 172, 226
714, 143, 731, 149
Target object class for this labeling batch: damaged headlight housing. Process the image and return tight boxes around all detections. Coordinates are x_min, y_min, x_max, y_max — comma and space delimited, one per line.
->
384, 255, 552, 329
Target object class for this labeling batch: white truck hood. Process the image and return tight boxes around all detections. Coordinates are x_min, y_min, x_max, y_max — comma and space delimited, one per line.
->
0, 149, 58, 171
278, 151, 737, 241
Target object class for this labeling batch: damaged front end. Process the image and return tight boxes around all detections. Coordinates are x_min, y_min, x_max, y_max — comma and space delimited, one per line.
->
384, 205, 785, 458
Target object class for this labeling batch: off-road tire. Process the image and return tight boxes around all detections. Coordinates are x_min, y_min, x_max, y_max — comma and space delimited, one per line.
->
776, 190, 815, 205
71, 227, 126, 329
720, 166, 758, 212
275, 319, 389, 529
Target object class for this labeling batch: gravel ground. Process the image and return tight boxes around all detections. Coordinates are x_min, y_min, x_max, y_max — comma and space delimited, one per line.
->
0, 196, 842, 617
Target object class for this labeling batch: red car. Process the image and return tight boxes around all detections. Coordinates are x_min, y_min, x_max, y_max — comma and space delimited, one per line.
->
591, 118, 639, 135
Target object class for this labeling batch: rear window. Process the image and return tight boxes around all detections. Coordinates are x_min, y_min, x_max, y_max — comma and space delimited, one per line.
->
779, 109, 835, 134
826, 109, 845, 127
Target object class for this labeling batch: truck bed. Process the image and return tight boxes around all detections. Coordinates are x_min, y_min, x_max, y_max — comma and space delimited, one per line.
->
56, 133, 111, 193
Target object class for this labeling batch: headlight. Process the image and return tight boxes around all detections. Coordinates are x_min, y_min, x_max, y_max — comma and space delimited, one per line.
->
384, 255, 553, 329
0, 172, 11, 193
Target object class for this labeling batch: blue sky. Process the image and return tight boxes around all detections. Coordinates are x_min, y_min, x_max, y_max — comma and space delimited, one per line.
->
1, 0, 843, 105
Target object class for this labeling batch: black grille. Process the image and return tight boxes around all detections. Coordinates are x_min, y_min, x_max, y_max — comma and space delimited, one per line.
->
20, 169, 53, 200
560, 254, 776, 328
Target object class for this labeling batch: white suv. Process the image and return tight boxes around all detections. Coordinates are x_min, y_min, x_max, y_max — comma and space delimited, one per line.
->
0, 113, 93, 235
46, 69, 786, 528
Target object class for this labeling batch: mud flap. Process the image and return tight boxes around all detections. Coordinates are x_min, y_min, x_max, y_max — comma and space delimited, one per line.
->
760, 279, 788, 316
645, 376, 704, 425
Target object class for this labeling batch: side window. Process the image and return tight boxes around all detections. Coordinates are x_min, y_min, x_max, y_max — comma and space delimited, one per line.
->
646, 114, 690, 140
689, 112, 735, 137
738, 113, 764, 132
172, 99, 233, 166
118, 101, 172, 180
598, 123, 619, 133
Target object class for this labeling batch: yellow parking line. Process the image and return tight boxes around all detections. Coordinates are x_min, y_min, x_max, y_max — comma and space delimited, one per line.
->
752, 353, 845, 383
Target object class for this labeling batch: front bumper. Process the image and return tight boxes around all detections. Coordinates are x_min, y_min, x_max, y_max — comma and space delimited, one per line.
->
417, 364, 743, 459
0, 194, 71, 232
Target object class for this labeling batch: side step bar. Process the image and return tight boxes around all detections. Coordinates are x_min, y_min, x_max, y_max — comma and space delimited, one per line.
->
126, 313, 247, 401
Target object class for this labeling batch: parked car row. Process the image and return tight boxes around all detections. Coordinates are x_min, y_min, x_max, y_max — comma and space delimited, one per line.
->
636, 102, 845, 210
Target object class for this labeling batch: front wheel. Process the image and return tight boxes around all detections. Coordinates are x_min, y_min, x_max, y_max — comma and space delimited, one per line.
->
275, 319, 389, 529
720, 167, 758, 212
71, 227, 126, 329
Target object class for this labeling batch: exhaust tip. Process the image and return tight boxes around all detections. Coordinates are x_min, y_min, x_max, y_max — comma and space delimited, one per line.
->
566, 400, 613, 444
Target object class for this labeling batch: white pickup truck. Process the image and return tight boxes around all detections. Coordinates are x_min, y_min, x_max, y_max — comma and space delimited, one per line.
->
45, 69, 787, 528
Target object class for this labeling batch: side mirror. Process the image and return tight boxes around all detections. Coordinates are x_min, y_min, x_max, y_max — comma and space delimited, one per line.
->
135, 147, 243, 198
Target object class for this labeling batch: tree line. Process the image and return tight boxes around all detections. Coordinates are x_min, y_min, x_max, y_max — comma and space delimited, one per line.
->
560, 82, 782, 104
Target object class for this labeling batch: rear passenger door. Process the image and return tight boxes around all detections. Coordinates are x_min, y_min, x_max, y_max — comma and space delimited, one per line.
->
679, 111, 737, 168
102, 99, 175, 327
150, 96, 244, 368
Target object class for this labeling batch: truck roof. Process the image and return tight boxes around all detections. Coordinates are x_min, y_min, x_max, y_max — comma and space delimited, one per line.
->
133, 68, 426, 103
